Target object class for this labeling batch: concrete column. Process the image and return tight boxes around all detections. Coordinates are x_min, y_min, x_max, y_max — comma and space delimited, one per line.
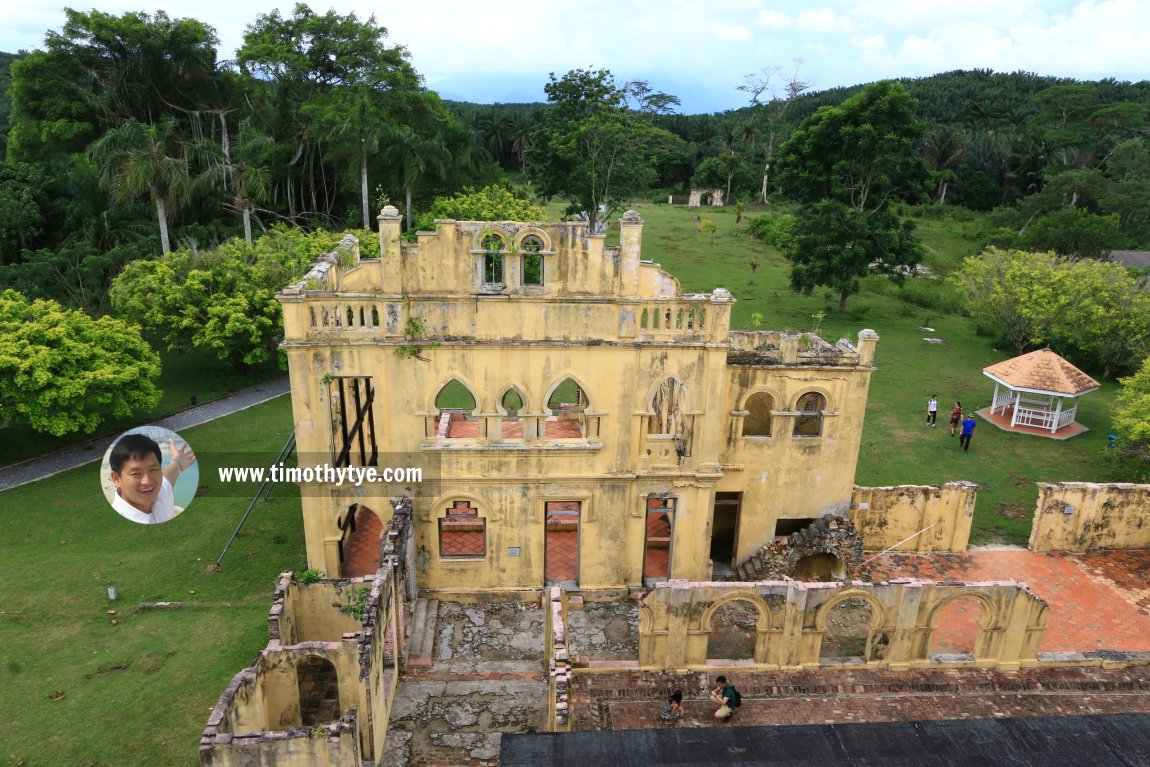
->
708, 289, 734, 343
664, 580, 693, 670
857, 329, 879, 367
885, 582, 925, 669
377, 205, 402, 293
618, 211, 644, 297
777, 581, 809, 669
995, 590, 1041, 670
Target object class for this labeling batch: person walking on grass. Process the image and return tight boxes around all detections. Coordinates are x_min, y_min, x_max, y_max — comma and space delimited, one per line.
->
949, 401, 963, 436
959, 413, 977, 453
927, 394, 939, 428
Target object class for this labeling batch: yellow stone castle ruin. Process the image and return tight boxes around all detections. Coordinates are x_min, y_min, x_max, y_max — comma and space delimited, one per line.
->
278, 207, 880, 598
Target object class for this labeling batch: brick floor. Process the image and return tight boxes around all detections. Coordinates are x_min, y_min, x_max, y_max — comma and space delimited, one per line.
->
572, 666, 1150, 732
446, 415, 584, 438
341, 505, 383, 577
870, 550, 1150, 653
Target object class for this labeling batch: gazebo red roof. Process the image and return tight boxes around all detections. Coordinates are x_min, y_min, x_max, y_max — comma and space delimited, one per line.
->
982, 348, 1099, 396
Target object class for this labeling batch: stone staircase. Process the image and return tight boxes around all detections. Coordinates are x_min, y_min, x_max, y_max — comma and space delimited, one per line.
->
405, 597, 438, 668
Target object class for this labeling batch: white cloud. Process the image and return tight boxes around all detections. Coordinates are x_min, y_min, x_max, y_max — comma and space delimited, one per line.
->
795, 8, 854, 33
715, 23, 753, 40
756, 9, 793, 28
850, 34, 887, 51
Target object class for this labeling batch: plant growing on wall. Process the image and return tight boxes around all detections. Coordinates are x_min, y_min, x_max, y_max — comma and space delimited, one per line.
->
341, 586, 371, 620
395, 303, 437, 360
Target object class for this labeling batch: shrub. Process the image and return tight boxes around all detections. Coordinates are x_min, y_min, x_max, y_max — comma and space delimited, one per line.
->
746, 213, 796, 250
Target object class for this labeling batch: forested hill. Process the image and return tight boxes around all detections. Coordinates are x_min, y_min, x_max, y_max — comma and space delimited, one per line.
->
774, 69, 1150, 130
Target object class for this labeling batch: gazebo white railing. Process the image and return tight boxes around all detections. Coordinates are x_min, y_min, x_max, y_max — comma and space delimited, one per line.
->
982, 348, 1098, 438
989, 385, 1077, 434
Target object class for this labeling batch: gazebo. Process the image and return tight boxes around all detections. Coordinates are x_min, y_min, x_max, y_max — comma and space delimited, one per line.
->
982, 348, 1100, 438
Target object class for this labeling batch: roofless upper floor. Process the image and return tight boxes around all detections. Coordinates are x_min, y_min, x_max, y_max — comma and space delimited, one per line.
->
277, 207, 878, 368
279, 208, 736, 345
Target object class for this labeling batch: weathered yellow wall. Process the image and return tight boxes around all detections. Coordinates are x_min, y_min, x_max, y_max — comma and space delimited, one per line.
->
204, 558, 408, 766
279, 212, 880, 598
200, 724, 360, 767
638, 579, 1046, 672
223, 645, 361, 736
1029, 482, 1150, 552
288, 582, 371, 643
850, 482, 976, 553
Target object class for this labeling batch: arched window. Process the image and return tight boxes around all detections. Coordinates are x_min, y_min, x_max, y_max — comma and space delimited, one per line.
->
546, 377, 588, 438
482, 233, 505, 284
743, 392, 773, 437
435, 379, 478, 439
793, 392, 826, 437
522, 235, 544, 285
500, 388, 524, 419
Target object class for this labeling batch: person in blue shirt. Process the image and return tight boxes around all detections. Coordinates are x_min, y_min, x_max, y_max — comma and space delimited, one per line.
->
959, 413, 977, 453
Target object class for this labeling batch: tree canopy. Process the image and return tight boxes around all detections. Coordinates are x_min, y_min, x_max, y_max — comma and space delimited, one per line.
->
774, 81, 928, 312
529, 69, 682, 233
952, 247, 1150, 376
0, 289, 161, 435
1111, 355, 1150, 482
109, 226, 363, 368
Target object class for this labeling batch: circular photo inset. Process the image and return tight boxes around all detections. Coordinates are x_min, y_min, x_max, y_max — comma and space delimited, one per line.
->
100, 426, 199, 524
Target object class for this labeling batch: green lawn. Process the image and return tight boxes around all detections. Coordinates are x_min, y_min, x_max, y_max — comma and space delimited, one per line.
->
0, 347, 284, 468
626, 201, 1116, 544
0, 395, 303, 767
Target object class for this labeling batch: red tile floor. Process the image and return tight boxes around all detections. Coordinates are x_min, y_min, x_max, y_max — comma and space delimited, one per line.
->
341, 505, 383, 577
870, 549, 1150, 653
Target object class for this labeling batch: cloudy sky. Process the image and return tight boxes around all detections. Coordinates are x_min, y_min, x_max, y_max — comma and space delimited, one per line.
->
3, 0, 1148, 113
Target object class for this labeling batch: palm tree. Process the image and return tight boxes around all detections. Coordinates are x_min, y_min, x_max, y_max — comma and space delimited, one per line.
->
89, 117, 191, 254
476, 109, 510, 167
380, 122, 452, 229
508, 109, 537, 172
226, 120, 274, 243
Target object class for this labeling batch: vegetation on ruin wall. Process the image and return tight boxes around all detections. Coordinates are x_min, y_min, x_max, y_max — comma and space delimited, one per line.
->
627, 201, 1118, 546
0, 396, 304, 767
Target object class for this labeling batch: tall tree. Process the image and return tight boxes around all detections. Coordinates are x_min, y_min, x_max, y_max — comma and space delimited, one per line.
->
529, 69, 680, 233
374, 90, 462, 228
738, 60, 810, 203
237, 3, 418, 228
7, 9, 224, 163
775, 81, 928, 312
89, 118, 192, 255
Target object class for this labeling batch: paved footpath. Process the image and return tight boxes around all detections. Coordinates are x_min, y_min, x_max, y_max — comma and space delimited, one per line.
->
0, 377, 289, 493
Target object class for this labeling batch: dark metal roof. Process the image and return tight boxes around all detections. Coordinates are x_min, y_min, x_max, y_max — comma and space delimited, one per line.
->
501, 713, 1150, 766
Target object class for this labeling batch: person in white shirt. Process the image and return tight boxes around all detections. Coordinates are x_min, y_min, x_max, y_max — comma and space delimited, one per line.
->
109, 433, 195, 524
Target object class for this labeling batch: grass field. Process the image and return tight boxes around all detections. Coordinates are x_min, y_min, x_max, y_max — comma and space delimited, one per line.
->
0, 396, 303, 767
